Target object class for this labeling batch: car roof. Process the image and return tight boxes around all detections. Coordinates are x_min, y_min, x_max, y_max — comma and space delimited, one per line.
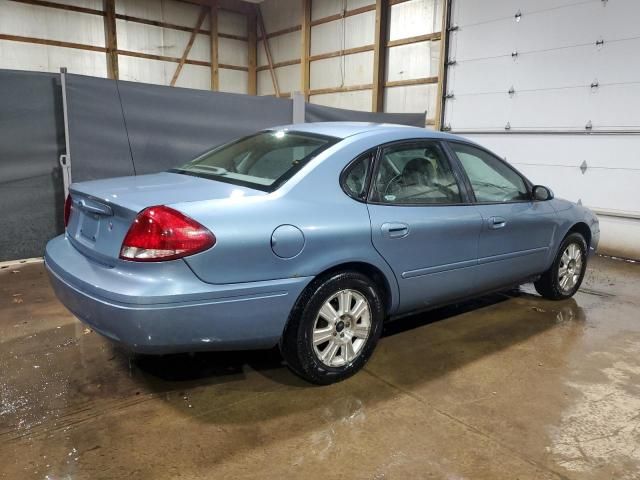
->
266, 121, 465, 142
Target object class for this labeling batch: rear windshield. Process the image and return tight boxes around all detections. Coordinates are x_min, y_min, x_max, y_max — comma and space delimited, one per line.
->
170, 130, 338, 192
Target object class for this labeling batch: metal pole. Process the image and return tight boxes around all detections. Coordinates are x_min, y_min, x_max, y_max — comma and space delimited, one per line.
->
59, 67, 72, 202
292, 91, 306, 124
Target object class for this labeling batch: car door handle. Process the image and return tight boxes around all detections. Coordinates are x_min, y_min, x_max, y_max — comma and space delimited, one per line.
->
489, 216, 507, 229
382, 222, 409, 238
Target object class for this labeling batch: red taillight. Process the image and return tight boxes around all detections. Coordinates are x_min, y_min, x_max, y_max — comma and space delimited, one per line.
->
64, 195, 72, 228
119, 206, 215, 262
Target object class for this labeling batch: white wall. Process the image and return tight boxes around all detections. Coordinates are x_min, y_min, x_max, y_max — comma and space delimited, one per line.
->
0, 0, 249, 92
257, 0, 301, 96
258, 0, 442, 118
445, 0, 640, 259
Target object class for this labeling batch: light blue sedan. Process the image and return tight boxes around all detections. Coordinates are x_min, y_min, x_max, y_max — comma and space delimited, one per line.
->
45, 122, 599, 384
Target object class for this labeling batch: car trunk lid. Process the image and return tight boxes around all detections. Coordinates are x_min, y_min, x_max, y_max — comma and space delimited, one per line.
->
66, 172, 265, 264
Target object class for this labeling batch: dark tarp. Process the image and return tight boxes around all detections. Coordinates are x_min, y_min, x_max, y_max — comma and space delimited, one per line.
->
305, 102, 425, 127
66, 74, 135, 181
0, 70, 65, 262
66, 74, 293, 179
1, 69, 427, 261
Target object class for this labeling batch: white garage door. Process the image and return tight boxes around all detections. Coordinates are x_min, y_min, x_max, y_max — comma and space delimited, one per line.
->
444, 0, 640, 259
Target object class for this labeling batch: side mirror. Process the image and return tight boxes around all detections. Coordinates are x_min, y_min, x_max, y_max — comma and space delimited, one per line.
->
532, 185, 554, 201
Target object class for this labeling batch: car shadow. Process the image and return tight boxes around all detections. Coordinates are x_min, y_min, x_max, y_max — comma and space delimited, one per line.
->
130, 287, 569, 387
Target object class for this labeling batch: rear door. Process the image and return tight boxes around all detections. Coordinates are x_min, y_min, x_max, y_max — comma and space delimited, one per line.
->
365, 140, 484, 312
446, 141, 558, 289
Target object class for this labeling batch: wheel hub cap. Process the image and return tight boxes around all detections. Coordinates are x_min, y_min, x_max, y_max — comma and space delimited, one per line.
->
312, 289, 372, 367
558, 243, 583, 292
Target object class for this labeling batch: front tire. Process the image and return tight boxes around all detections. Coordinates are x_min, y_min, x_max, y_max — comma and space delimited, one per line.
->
281, 271, 385, 385
535, 233, 588, 300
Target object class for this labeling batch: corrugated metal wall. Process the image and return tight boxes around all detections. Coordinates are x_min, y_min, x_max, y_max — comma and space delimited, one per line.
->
445, 0, 640, 259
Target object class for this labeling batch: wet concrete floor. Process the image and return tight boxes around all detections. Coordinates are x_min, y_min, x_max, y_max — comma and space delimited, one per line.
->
0, 255, 639, 479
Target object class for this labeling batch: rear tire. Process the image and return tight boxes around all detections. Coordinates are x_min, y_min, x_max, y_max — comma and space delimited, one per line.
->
280, 271, 384, 385
534, 233, 587, 300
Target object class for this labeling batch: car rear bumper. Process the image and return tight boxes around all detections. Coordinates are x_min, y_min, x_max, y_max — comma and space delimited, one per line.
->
45, 235, 311, 354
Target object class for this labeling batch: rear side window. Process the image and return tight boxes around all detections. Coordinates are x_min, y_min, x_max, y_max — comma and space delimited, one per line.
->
172, 131, 337, 192
342, 152, 374, 200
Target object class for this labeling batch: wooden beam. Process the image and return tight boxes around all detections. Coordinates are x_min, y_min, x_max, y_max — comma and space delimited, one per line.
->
180, 0, 255, 16
0, 33, 106, 52
9, 0, 103, 15
384, 76, 438, 88
309, 84, 372, 96
435, 0, 451, 130
117, 49, 208, 66
310, 4, 376, 27
387, 32, 441, 48
170, 6, 208, 86
309, 44, 374, 62
219, 64, 249, 71
257, 5, 280, 97
301, 0, 311, 100
210, 1, 219, 90
267, 25, 302, 40
257, 59, 300, 72
115, 48, 246, 71
220, 32, 248, 41
247, 6, 257, 95
103, 0, 118, 80
372, 0, 388, 112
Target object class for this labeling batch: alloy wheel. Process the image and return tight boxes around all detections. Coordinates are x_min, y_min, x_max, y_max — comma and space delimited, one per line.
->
312, 289, 372, 367
558, 243, 583, 292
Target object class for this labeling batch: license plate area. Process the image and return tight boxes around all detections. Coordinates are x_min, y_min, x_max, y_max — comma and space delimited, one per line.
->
79, 213, 100, 242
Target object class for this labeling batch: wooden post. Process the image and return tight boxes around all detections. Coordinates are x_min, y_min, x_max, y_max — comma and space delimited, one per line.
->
371, 0, 388, 112
435, 0, 451, 129
257, 5, 280, 97
210, 1, 219, 90
301, 0, 311, 101
103, 0, 118, 79
170, 7, 208, 86
247, 6, 257, 95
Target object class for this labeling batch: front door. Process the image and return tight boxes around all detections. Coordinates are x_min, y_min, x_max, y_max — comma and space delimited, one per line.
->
447, 142, 558, 290
366, 140, 484, 313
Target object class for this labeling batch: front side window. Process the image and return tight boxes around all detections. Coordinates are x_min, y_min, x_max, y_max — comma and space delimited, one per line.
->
450, 143, 529, 203
372, 142, 462, 205
172, 131, 336, 191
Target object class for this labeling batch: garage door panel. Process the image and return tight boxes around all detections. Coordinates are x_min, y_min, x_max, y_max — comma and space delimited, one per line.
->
591, 84, 640, 129
595, 38, 640, 84
454, 0, 587, 28
599, 0, 640, 41
513, 46, 594, 91
511, 163, 640, 213
509, 89, 591, 129
453, 20, 516, 60
445, 93, 511, 130
514, 3, 602, 53
464, 134, 640, 171
452, 57, 515, 95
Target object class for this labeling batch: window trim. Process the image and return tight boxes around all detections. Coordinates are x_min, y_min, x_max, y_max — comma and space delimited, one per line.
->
444, 140, 534, 205
339, 149, 376, 202
365, 139, 474, 207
